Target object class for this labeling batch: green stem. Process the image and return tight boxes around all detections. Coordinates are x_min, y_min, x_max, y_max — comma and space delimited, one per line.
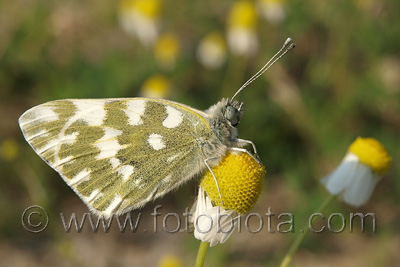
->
280, 194, 335, 267
195, 241, 210, 267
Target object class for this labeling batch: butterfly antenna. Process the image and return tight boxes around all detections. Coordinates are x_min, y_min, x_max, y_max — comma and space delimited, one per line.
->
230, 37, 296, 102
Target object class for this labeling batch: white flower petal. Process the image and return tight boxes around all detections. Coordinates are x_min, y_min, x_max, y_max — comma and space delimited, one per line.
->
191, 187, 239, 247
257, 1, 286, 24
227, 28, 258, 56
321, 153, 359, 195
119, 12, 158, 46
340, 164, 380, 207
321, 152, 383, 207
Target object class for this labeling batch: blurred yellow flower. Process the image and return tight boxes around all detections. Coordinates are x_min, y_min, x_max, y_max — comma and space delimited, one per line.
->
192, 152, 265, 246
321, 137, 392, 207
197, 32, 227, 69
379, 57, 400, 93
119, 0, 161, 46
56, 240, 75, 260
257, 0, 286, 24
227, 0, 258, 56
1, 139, 19, 161
353, 0, 377, 13
154, 33, 180, 70
228, 1, 257, 28
140, 74, 171, 99
157, 254, 183, 267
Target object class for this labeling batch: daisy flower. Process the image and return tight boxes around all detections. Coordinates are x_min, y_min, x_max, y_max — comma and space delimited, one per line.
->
257, 0, 287, 24
118, 0, 161, 46
321, 137, 392, 207
226, 0, 258, 56
157, 254, 183, 267
197, 32, 227, 69
0, 138, 19, 162
192, 151, 265, 246
140, 74, 171, 99
154, 33, 180, 70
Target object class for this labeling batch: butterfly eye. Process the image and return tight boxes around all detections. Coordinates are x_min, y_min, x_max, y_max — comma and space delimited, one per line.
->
225, 105, 240, 126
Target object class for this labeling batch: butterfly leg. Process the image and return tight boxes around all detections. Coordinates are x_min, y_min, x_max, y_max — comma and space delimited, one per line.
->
234, 138, 261, 161
227, 146, 262, 164
204, 157, 225, 207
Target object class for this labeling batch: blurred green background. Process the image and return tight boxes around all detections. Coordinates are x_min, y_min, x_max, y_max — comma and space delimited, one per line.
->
0, 0, 399, 266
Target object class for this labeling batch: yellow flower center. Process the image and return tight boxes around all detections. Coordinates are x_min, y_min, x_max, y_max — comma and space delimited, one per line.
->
348, 137, 392, 175
203, 32, 226, 49
228, 1, 257, 29
0, 139, 19, 161
120, 0, 160, 19
141, 75, 171, 98
158, 254, 183, 267
200, 152, 265, 214
154, 33, 180, 66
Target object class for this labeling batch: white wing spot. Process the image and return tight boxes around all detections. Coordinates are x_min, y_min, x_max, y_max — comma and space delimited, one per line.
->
124, 100, 146, 126
95, 127, 124, 160
118, 165, 134, 181
37, 132, 79, 155
74, 101, 106, 126
148, 133, 165, 150
53, 100, 106, 161
164, 174, 173, 183
26, 129, 49, 142
109, 157, 121, 168
167, 153, 181, 163
63, 132, 79, 144
37, 139, 60, 154
69, 168, 91, 186
54, 155, 74, 168
86, 190, 101, 203
133, 178, 143, 187
19, 105, 59, 127
163, 106, 183, 128
104, 196, 123, 216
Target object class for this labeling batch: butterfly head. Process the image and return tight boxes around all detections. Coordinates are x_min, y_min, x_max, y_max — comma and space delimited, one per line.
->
205, 98, 244, 153
225, 101, 243, 127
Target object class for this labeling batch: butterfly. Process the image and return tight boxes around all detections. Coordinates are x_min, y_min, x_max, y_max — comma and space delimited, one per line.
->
18, 38, 295, 218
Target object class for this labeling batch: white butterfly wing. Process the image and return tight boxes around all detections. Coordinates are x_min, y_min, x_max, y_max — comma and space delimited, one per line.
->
19, 98, 213, 217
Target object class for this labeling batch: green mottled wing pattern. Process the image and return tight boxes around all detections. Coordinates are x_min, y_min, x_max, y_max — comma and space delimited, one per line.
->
19, 98, 212, 217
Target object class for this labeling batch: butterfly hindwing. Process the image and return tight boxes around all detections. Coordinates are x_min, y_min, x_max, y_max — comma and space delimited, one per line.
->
19, 98, 213, 217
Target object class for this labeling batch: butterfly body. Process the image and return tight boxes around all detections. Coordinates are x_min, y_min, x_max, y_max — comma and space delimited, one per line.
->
19, 97, 244, 217
18, 38, 296, 218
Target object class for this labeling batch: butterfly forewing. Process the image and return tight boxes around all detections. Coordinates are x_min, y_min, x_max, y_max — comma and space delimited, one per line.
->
19, 98, 212, 217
